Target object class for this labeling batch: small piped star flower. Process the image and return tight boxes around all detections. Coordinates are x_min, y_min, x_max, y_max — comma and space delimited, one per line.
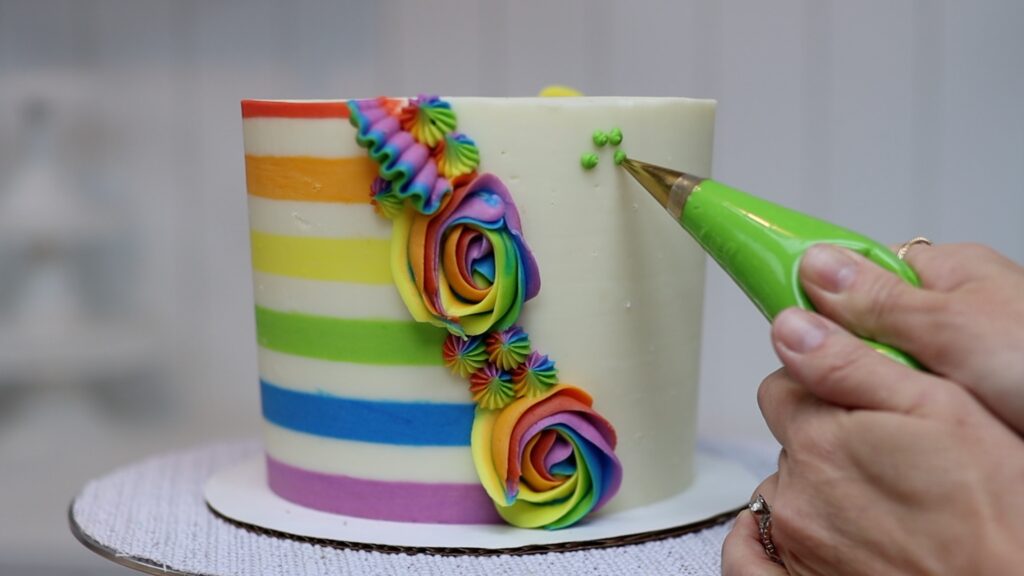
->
442, 334, 488, 378
469, 364, 516, 410
485, 326, 531, 371
400, 95, 456, 148
370, 177, 404, 219
434, 133, 480, 179
512, 352, 558, 398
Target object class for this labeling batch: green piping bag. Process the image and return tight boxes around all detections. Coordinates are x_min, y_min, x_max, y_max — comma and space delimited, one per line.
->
622, 158, 920, 368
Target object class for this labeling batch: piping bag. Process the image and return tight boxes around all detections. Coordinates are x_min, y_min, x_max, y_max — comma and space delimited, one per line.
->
621, 158, 920, 369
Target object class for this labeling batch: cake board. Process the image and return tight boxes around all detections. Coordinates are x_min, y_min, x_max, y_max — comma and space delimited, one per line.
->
204, 450, 758, 552
70, 440, 777, 575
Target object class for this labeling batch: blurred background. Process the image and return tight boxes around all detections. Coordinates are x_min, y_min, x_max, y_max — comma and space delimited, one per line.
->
0, 0, 1021, 573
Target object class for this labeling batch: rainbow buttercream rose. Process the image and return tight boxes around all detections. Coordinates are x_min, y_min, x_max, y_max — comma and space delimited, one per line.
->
349, 94, 621, 529
390, 173, 541, 337
471, 385, 623, 529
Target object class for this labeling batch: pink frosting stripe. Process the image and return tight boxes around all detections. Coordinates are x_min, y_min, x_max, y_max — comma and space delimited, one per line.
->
266, 456, 503, 525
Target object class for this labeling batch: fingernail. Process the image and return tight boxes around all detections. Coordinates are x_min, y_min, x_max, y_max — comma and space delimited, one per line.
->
802, 244, 857, 292
775, 309, 828, 353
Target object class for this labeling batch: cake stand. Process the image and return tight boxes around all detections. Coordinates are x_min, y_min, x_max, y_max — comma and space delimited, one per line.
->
69, 440, 777, 576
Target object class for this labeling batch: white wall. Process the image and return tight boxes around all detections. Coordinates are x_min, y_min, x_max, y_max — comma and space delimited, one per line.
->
0, 0, 1021, 569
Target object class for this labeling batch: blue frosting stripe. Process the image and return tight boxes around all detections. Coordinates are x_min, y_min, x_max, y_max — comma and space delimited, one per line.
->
260, 380, 474, 446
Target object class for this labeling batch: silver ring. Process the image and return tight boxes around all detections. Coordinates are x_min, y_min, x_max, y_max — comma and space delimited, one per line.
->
749, 494, 783, 565
897, 236, 932, 261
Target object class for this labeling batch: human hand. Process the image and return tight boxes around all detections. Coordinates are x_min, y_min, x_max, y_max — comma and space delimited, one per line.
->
721, 307, 1024, 575
796, 242, 1024, 434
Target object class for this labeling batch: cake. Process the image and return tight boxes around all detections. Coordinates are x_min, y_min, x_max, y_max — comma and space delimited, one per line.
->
241, 96, 714, 530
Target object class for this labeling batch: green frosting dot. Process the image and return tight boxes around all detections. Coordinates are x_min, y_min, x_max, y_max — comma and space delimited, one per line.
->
608, 127, 623, 145
581, 153, 599, 170
614, 150, 627, 165
592, 130, 609, 147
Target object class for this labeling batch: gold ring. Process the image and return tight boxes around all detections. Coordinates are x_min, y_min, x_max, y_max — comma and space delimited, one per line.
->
897, 237, 932, 261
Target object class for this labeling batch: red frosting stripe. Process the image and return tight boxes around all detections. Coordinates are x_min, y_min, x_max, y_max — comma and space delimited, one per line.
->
242, 99, 351, 119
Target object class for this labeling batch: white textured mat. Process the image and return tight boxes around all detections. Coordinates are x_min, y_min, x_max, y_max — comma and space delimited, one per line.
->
71, 440, 777, 576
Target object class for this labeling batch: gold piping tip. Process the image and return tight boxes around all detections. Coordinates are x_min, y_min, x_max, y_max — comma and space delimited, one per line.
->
620, 158, 705, 221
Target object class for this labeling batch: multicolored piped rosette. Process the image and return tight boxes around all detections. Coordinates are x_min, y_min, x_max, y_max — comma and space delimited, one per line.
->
348, 95, 622, 529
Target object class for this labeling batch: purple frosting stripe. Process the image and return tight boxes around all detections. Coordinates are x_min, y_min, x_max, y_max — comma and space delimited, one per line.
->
266, 456, 502, 525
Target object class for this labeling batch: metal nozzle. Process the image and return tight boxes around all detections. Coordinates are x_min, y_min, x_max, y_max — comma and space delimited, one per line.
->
621, 158, 706, 220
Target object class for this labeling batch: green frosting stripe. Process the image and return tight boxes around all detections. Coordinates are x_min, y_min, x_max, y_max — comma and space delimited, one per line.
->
255, 306, 446, 365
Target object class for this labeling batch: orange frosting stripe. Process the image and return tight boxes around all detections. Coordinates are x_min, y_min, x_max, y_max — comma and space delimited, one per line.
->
245, 156, 376, 203
241, 100, 351, 119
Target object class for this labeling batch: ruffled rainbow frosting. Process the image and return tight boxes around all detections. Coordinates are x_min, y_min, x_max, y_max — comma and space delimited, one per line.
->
349, 98, 451, 215
348, 95, 621, 530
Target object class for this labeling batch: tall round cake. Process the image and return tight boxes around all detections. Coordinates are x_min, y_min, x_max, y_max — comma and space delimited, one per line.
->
241, 97, 714, 529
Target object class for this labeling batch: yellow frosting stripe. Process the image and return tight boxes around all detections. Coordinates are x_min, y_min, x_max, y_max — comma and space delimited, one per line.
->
245, 155, 376, 203
250, 231, 392, 284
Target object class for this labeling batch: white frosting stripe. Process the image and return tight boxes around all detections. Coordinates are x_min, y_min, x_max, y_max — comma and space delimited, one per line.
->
247, 196, 391, 239
243, 117, 362, 157
263, 422, 478, 483
257, 347, 467, 402
252, 272, 410, 320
